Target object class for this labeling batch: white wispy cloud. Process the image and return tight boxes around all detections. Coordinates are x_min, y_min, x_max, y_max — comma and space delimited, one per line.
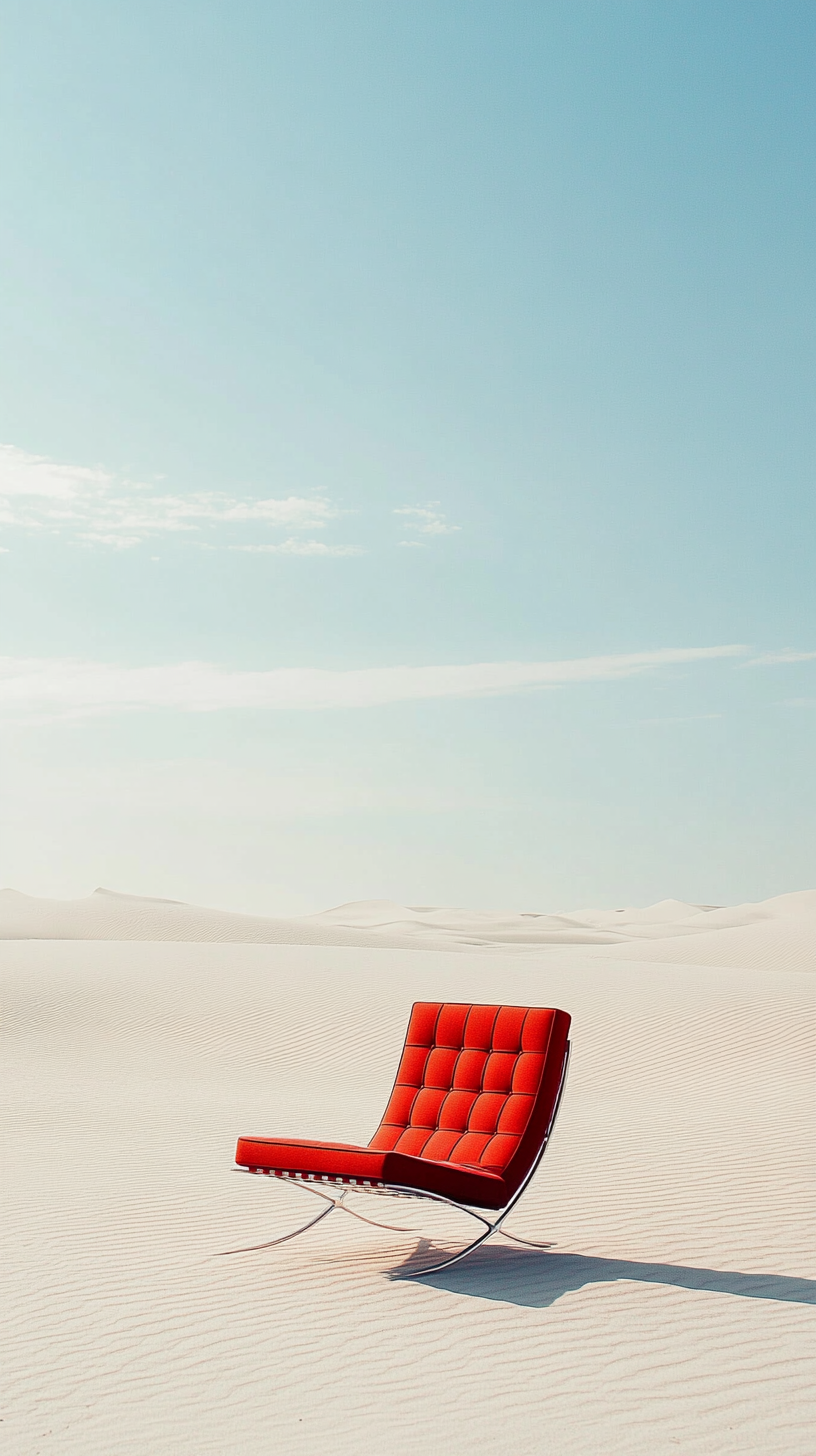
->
743, 648, 816, 666
395, 502, 461, 545
0, 443, 355, 553
0, 645, 747, 721
231, 540, 364, 557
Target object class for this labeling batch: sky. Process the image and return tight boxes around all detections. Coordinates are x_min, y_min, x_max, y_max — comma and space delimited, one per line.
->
0, 0, 814, 915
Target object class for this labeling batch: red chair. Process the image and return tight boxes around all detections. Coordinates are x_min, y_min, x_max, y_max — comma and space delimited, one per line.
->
232, 1001, 571, 1274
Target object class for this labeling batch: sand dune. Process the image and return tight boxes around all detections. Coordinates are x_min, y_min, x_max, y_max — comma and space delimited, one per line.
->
3, 883, 815, 958
2, 888, 814, 1454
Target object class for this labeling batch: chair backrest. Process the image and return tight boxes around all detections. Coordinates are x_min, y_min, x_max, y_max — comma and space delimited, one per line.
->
368, 1002, 571, 1197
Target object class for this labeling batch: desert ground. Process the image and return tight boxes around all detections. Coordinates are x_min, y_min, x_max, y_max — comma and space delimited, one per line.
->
2, 887, 814, 1454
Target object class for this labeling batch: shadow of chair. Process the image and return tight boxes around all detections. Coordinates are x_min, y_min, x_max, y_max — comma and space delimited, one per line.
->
396, 1243, 816, 1307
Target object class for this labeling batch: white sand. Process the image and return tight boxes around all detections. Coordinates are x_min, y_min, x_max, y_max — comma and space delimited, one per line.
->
2, 889, 814, 1454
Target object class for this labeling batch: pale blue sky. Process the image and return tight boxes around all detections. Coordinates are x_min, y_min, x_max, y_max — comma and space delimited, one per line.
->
1, 1, 813, 912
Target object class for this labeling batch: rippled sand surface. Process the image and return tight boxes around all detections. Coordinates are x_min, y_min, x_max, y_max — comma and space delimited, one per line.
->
3, 890, 814, 1454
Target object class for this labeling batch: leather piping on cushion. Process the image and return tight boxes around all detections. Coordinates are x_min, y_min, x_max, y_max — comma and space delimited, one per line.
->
236, 1137, 385, 1182
234, 1136, 508, 1209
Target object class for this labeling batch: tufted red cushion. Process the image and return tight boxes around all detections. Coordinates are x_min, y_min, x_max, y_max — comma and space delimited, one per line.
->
236, 1002, 571, 1210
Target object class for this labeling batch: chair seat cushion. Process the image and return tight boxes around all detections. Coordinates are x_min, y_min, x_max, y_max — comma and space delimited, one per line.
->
235, 1135, 509, 1210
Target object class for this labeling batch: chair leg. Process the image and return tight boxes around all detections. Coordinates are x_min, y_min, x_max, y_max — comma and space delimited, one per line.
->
392, 1190, 554, 1276
389, 1198, 496, 1277
224, 1174, 555, 1268
407, 1220, 496, 1276
497, 1229, 554, 1249
333, 1201, 415, 1235
217, 1188, 340, 1255
297, 1179, 414, 1234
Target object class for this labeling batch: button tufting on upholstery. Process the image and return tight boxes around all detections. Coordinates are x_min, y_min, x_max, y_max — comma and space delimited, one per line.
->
368, 1003, 556, 1177
235, 1002, 571, 1210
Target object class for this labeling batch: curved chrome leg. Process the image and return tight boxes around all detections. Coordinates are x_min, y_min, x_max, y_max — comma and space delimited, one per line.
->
409, 1222, 496, 1276
385, 1193, 495, 1278
335, 1202, 415, 1235
497, 1229, 554, 1249
217, 1188, 341, 1255
218, 1175, 414, 1256
297, 1179, 414, 1234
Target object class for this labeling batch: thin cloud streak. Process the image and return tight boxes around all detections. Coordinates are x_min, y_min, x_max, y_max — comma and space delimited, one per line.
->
231, 540, 364, 557
0, 645, 747, 721
743, 648, 816, 666
0, 443, 347, 551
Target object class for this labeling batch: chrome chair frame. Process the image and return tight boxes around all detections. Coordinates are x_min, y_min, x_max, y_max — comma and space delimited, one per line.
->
223, 1041, 570, 1276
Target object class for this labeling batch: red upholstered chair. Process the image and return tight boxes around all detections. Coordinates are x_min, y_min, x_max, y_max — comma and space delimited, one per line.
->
232, 1001, 571, 1274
